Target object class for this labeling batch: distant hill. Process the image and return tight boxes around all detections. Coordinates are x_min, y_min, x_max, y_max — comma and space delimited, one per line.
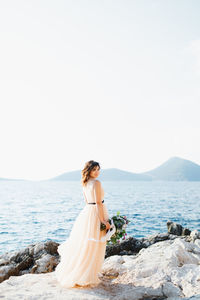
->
0, 177, 25, 181
98, 168, 152, 181
49, 157, 200, 181
49, 168, 152, 181
141, 156, 200, 181
1, 156, 200, 181
50, 170, 82, 181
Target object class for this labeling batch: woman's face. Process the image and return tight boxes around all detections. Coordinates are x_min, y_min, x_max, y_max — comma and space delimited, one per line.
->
89, 165, 100, 179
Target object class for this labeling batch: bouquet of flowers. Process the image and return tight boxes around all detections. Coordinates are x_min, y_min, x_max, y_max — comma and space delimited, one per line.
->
100, 211, 130, 244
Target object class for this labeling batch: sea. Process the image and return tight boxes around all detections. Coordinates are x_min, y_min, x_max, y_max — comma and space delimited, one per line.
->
0, 180, 200, 256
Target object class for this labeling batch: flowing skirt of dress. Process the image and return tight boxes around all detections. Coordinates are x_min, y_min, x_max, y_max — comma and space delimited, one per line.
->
54, 202, 109, 288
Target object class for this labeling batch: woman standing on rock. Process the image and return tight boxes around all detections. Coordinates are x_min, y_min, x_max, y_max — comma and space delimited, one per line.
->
54, 160, 111, 288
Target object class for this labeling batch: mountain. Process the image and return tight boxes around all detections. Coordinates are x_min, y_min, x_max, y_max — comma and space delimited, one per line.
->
49, 157, 200, 181
98, 168, 152, 181
1, 156, 200, 181
49, 168, 152, 181
49, 170, 82, 181
141, 156, 200, 181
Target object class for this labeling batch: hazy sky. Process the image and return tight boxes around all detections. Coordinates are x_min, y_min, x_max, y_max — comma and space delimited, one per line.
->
0, 0, 200, 180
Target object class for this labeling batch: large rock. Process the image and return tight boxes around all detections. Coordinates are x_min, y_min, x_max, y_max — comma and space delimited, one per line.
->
1, 220, 199, 285
102, 237, 200, 299
105, 231, 184, 257
0, 233, 180, 284
1, 237, 200, 299
0, 241, 59, 283
106, 220, 195, 258
167, 220, 191, 236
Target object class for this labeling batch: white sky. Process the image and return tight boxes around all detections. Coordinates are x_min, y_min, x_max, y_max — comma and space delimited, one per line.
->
0, 0, 200, 180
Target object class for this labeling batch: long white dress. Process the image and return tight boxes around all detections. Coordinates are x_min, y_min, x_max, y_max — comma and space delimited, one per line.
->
54, 178, 109, 288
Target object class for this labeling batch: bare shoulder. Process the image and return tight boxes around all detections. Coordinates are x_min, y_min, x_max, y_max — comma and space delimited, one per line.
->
93, 179, 101, 187
94, 179, 101, 184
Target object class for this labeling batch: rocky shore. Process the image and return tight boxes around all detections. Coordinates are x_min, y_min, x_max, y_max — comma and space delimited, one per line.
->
1, 221, 200, 299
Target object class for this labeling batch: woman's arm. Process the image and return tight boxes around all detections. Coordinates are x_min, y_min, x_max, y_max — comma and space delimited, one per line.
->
94, 180, 107, 224
83, 190, 87, 204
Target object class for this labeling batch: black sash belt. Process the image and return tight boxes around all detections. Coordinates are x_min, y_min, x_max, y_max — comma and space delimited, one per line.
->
87, 199, 104, 205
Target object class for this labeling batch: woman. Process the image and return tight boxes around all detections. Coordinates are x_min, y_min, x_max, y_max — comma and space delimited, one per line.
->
54, 160, 111, 288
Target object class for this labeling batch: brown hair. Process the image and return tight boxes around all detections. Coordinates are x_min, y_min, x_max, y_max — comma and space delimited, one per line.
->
81, 160, 100, 186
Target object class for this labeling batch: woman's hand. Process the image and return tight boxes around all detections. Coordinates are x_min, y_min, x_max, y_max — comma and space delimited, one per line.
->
105, 221, 111, 231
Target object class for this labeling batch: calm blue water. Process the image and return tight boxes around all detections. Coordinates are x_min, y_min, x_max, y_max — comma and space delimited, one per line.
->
0, 180, 200, 255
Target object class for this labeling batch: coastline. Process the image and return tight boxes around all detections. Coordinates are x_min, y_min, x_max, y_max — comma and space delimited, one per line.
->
1, 221, 200, 299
